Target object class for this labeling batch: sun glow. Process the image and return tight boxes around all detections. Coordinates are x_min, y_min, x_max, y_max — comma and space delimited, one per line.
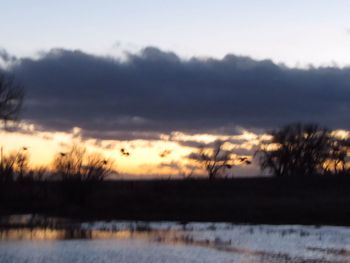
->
0, 123, 273, 178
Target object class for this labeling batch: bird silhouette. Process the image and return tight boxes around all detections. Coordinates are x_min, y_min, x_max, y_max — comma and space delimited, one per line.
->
159, 150, 172, 158
120, 148, 130, 156
238, 157, 251, 165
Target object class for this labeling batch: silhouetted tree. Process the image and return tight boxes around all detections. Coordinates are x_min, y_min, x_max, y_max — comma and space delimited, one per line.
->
15, 148, 30, 181
0, 147, 29, 183
0, 72, 23, 124
0, 73, 24, 183
53, 144, 115, 204
0, 151, 17, 183
256, 123, 335, 177
189, 141, 250, 180
324, 138, 350, 175
53, 144, 114, 182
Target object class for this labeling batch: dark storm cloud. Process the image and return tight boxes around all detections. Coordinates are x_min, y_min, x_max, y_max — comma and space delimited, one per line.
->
6, 47, 350, 140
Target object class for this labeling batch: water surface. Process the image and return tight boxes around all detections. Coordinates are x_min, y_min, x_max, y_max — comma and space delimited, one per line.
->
1, 215, 350, 262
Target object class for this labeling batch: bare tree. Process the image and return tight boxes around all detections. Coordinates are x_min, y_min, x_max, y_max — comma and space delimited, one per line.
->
256, 123, 336, 177
324, 138, 350, 175
0, 73, 24, 183
53, 144, 114, 182
0, 147, 29, 183
189, 141, 250, 180
83, 153, 114, 182
14, 148, 29, 181
0, 72, 23, 124
52, 143, 115, 204
0, 151, 17, 183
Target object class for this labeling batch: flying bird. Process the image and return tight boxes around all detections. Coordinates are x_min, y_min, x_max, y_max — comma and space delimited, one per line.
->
159, 150, 172, 158
238, 157, 252, 165
120, 148, 130, 156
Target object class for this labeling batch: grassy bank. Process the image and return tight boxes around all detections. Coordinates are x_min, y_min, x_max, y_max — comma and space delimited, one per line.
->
1, 176, 350, 225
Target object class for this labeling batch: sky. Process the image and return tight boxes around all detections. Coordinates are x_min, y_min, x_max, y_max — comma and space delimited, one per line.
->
1, 1, 350, 177
1, 0, 350, 66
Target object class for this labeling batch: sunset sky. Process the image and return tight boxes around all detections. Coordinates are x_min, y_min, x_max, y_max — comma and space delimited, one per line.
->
1, 1, 350, 177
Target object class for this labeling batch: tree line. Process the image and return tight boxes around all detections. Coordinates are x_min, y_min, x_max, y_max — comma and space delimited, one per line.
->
1, 71, 350, 182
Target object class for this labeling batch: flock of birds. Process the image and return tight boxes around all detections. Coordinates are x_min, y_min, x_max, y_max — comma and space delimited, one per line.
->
56, 146, 252, 166
57, 148, 172, 159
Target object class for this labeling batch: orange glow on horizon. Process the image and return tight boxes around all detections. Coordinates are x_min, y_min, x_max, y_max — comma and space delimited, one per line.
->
0, 122, 284, 177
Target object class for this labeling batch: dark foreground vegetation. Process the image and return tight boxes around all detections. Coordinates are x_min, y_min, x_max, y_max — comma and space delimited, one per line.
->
2, 176, 350, 226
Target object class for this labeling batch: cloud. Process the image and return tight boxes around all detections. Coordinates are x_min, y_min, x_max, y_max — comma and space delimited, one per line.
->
0, 49, 17, 63
0, 49, 18, 69
157, 161, 181, 170
6, 47, 350, 140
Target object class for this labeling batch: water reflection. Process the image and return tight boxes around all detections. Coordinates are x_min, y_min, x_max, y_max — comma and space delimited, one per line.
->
0, 228, 91, 240
1, 215, 350, 263
0, 214, 77, 228
0, 227, 345, 263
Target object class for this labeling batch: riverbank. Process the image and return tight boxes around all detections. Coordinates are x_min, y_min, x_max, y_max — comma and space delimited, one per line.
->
1, 176, 350, 226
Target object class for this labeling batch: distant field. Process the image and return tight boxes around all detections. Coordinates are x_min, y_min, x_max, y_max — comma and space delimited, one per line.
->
1, 176, 350, 226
